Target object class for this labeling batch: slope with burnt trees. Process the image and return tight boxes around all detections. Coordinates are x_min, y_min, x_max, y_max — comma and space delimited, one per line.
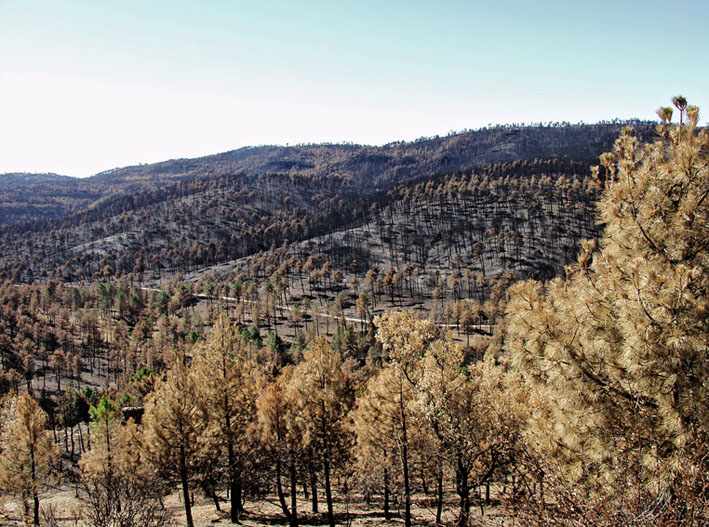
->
0, 121, 654, 283
1, 121, 653, 226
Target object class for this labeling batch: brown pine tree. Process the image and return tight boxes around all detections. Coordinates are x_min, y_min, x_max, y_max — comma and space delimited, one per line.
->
352, 311, 437, 527
256, 367, 303, 527
289, 337, 354, 527
142, 359, 205, 527
80, 396, 172, 527
505, 101, 709, 522
0, 393, 59, 526
191, 314, 264, 523
416, 337, 509, 524
350, 364, 407, 522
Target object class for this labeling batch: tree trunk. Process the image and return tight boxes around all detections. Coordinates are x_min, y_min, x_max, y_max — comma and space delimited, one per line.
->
399, 387, 412, 527
33, 490, 40, 527
230, 472, 242, 523
30, 442, 40, 526
436, 461, 443, 525
180, 447, 194, 527
420, 465, 429, 496
276, 457, 293, 526
78, 424, 85, 454
289, 455, 299, 527
70, 425, 75, 460
320, 412, 335, 527
455, 457, 470, 527
384, 465, 391, 520
228, 440, 242, 523
310, 468, 318, 514
324, 445, 335, 527
211, 483, 222, 512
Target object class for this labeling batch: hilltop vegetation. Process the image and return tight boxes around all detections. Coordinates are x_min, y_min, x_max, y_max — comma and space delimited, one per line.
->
0, 173, 74, 188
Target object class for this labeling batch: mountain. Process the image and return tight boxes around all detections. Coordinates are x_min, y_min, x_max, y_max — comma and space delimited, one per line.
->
0, 178, 105, 225
0, 121, 657, 284
186, 157, 603, 296
0, 121, 655, 226
0, 172, 75, 188
87, 121, 642, 189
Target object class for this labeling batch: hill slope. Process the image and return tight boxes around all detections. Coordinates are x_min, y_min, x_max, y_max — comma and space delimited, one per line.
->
0, 172, 75, 188
0, 121, 654, 227
0, 121, 656, 283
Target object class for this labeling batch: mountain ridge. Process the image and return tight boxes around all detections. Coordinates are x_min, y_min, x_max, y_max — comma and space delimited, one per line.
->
0, 172, 76, 188
0, 120, 658, 284
0, 120, 656, 227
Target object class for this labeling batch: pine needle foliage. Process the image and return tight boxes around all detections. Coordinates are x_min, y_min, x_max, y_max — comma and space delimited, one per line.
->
191, 313, 264, 523
505, 100, 709, 524
0, 393, 59, 526
288, 337, 354, 527
351, 311, 438, 527
142, 359, 206, 527
256, 366, 303, 527
80, 396, 172, 527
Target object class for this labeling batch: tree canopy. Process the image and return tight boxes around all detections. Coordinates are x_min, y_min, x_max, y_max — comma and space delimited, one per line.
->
505, 101, 709, 521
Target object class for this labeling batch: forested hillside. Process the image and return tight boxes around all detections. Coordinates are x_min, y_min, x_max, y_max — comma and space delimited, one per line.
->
1, 104, 707, 527
0, 157, 600, 293
0, 121, 654, 286
88, 120, 653, 189
291, 158, 599, 282
0, 173, 74, 188
0, 121, 653, 226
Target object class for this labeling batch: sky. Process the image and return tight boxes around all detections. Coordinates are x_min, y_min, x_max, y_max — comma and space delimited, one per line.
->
1, 1, 707, 178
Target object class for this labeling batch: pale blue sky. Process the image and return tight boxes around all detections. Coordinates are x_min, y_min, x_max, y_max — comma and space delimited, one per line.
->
1, 1, 707, 177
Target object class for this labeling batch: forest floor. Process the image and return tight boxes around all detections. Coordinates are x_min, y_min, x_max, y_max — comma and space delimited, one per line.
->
1, 485, 519, 526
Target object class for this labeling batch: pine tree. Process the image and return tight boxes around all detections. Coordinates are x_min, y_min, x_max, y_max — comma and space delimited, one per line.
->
352, 311, 437, 527
191, 313, 264, 523
0, 393, 59, 526
142, 359, 205, 527
505, 101, 709, 521
350, 364, 408, 522
80, 396, 172, 527
289, 337, 354, 527
416, 337, 509, 525
256, 367, 303, 527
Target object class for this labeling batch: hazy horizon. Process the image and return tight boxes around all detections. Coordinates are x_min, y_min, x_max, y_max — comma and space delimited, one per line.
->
1, 0, 707, 178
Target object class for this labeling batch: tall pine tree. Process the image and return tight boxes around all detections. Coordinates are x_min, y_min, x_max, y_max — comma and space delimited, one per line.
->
505, 101, 709, 522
